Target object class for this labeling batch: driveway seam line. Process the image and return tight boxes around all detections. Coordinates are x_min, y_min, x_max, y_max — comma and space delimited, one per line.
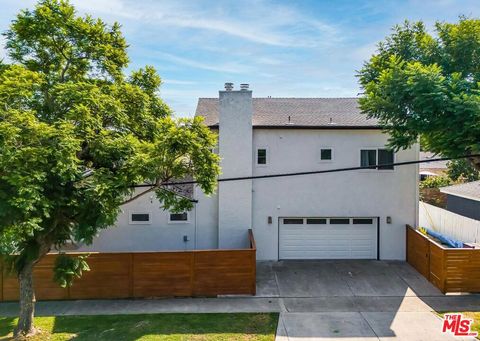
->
279, 312, 290, 340
359, 311, 381, 340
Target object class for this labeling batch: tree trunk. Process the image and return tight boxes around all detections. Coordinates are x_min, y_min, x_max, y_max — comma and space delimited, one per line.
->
14, 261, 36, 337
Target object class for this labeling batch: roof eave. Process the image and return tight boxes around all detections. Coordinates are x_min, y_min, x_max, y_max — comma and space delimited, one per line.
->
440, 188, 480, 202
206, 124, 381, 130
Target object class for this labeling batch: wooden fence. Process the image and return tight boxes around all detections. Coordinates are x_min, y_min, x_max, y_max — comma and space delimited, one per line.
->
406, 225, 480, 293
0, 230, 256, 301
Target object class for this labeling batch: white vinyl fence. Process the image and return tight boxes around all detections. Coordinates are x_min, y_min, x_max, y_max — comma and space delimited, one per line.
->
419, 201, 480, 243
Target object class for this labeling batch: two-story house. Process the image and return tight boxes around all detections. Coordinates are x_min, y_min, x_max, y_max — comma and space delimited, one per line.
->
79, 83, 419, 261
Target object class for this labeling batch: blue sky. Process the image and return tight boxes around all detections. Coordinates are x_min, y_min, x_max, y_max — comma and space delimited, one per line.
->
1, 0, 479, 117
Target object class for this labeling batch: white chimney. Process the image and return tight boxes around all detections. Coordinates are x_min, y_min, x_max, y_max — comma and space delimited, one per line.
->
224, 82, 234, 91
217, 83, 253, 248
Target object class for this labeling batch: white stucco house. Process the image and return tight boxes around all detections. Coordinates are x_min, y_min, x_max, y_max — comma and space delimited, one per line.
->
79, 83, 419, 261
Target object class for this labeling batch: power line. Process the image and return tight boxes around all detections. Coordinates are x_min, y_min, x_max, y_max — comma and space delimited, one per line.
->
133, 154, 480, 188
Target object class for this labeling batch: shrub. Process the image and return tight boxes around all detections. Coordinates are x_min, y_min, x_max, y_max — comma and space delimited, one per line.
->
420, 175, 452, 189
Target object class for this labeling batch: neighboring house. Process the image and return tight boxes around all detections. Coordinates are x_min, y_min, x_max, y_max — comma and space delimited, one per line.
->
419, 152, 448, 180
79, 83, 418, 261
440, 181, 480, 220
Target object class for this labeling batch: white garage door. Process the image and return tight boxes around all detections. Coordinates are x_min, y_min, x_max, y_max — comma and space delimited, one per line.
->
279, 217, 378, 259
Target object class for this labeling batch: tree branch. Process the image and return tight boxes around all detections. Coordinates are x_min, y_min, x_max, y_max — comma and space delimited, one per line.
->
60, 58, 71, 82
121, 186, 156, 205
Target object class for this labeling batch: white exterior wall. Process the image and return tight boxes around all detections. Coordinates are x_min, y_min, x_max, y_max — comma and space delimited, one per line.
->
77, 189, 198, 252
250, 129, 418, 260
194, 186, 219, 249
217, 90, 253, 248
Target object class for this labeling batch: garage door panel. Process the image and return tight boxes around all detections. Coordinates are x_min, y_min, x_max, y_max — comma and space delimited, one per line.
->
282, 244, 353, 251
279, 218, 377, 260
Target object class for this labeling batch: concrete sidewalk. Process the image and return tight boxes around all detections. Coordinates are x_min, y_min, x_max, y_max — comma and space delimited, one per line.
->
1, 295, 479, 317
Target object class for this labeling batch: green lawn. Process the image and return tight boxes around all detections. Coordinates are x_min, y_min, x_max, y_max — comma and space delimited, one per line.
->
0, 313, 278, 341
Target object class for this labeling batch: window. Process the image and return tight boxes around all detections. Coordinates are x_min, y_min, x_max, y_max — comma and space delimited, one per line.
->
283, 218, 304, 224
353, 218, 373, 224
129, 212, 151, 224
306, 218, 327, 224
257, 148, 267, 165
360, 149, 394, 170
378, 149, 394, 170
329, 218, 350, 224
320, 148, 333, 161
169, 212, 189, 223
360, 149, 377, 169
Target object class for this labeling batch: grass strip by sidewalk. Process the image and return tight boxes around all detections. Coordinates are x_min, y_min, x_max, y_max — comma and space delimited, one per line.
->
0, 313, 278, 341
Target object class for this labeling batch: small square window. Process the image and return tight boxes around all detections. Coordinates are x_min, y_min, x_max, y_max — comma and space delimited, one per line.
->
257, 148, 267, 165
130, 213, 151, 224
169, 212, 189, 223
320, 148, 332, 161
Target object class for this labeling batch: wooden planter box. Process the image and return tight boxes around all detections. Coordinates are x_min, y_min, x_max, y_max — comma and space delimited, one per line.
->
406, 225, 480, 293
0, 229, 256, 301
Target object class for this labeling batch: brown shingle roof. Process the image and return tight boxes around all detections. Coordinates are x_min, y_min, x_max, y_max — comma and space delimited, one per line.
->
195, 97, 379, 128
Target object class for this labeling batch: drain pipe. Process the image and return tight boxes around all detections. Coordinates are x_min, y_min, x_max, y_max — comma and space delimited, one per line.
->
194, 203, 197, 250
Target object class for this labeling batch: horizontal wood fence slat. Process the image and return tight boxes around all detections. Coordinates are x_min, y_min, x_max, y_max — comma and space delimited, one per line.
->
0, 229, 256, 301
406, 225, 480, 293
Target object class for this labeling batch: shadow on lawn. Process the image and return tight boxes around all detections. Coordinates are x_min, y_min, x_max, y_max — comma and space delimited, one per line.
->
0, 313, 278, 341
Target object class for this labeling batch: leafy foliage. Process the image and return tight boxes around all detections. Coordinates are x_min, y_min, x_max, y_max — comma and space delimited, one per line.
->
0, 0, 220, 273
53, 254, 90, 288
447, 159, 480, 182
358, 18, 480, 169
419, 175, 452, 189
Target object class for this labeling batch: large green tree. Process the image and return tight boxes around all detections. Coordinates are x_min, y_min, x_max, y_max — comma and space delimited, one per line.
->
0, 0, 219, 336
358, 18, 480, 170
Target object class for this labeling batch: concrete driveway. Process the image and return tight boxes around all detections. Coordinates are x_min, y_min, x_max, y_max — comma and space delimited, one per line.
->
257, 260, 478, 341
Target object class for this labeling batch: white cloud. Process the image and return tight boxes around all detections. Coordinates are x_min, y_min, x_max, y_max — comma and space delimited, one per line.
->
71, 0, 340, 48
71, 0, 140, 19
153, 52, 251, 74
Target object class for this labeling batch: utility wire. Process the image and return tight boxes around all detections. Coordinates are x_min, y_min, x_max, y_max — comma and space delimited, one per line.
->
134, 154, 480, 188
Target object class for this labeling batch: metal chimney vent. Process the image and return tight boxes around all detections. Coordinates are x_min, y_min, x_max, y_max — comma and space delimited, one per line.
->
224, 82, 234, 91
240, 83, 249, 91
